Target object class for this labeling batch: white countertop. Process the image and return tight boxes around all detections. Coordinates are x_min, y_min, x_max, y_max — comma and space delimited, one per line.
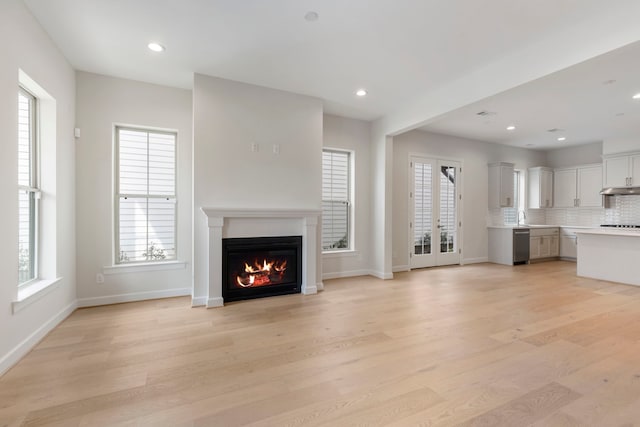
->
487, 225, 594, 229
575, 228, 640, 237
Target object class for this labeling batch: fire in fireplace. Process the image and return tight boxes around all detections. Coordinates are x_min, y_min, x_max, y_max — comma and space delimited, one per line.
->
222, 236, 302, 302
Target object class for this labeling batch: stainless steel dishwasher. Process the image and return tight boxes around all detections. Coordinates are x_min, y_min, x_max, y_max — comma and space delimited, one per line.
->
513, 228, 530, 264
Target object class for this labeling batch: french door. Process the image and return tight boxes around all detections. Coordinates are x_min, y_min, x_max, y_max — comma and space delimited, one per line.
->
409, 156, 461, 269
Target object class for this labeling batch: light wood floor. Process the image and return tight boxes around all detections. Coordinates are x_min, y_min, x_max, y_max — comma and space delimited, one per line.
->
3, 261, 640, 426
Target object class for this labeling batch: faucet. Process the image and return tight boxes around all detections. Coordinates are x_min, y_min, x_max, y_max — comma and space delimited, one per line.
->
517, 210, 527, 226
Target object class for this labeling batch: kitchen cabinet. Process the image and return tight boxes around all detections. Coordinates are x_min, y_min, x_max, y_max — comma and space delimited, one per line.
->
553, 164, 602, 208
488, 162, 514, 208
528, 167, 553, 208
560, 227, 580, 260
603, 152, 640, 187
530, 227, 559, 260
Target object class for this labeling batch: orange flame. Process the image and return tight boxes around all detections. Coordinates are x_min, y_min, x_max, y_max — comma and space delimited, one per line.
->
236, 258, 288, 288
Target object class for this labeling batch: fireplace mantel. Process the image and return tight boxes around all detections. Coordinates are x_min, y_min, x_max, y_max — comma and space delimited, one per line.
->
201, 207, 322, 307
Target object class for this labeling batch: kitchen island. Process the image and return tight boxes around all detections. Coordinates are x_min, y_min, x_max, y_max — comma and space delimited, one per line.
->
576, 228, 640, 286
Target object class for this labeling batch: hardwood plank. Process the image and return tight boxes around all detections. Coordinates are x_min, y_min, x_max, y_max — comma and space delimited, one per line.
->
2, 261, 640, 425
456, 382, 581, 427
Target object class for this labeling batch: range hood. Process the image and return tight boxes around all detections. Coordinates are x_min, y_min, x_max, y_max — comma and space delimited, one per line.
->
600, 187, 640, 195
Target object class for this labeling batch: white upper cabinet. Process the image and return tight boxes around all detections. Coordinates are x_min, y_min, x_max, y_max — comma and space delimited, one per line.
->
528, 167, 553, 208
488, 163, 514, 208
553, 164, 602, 208
553, 168, 577, 208
603, 153, 640, 187
578, 165, 603, 207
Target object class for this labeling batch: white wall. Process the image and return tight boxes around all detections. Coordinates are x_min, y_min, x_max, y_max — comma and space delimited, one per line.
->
0, 0, 76, 374
75, 72, 193, 305
545, 142, 603, 168
603, 138, 640, 155
392, 130, 546, 269
192, 74, 323, 303
322, 115, 371, 279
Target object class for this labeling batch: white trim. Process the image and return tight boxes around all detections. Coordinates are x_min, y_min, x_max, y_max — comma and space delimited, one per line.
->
322, 250, 359, 258
201, 207, 321, 219
393, 265, 411, 273
1, 300, 77, 377
322, 269, 370, 280
206, 297, 224, 308
302, 283, 318, 294
13, 278, 62, 314
103, 261, 187, 275
316, 281, 324, 291
462, 257, 489, 265
191, 296, 207, 307
77, 287, 191, 308
368, 270, 394, 280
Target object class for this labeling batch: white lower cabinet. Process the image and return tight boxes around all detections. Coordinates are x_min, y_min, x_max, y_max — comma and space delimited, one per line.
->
559, 227, 581, 260
529, 228, 559, 260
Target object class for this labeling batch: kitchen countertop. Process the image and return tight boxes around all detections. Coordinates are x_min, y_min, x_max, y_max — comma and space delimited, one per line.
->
575, 228, 640, 237
487, 225, 595, 229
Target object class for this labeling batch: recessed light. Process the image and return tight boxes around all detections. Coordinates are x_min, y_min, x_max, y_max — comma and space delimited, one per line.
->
506, 125, 516, 131
304, 11, 319, 22
355, 89, 367, 97
616, 112, 625, 117
557, 137, 566, 142
603, 79, 617, 85
147, 42, 165, 52
633, 93, 640, 100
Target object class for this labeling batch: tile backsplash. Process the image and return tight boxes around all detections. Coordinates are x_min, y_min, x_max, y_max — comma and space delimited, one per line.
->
604, 195, 640, 225
488, 195, 640, 227
544, 208, 604, 227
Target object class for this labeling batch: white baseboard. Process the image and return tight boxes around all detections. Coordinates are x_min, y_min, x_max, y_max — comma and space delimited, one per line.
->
463, 257, 489, 265
191, 296, 207, 307
316, 281, 324, 291
206, 297, 224, 308
392, 265, 410, 273
77, 287, 191, 308
0, 300, 77, 377
302, 283, 318, 295
368, 270, 394, 280
322, 269, 370, 280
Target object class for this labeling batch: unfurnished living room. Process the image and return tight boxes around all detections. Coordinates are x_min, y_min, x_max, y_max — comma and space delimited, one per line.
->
3, 1, 640, 425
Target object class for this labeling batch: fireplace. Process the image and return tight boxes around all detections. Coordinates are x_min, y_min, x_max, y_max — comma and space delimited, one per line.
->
222, 235, 302, 302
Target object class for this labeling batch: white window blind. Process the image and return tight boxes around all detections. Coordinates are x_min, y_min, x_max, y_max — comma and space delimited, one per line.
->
322, 149, 351, 251
116, 127, 176, 263
413, 162, 432, 254
504, 170, 521, 225
18, 88, 38, 285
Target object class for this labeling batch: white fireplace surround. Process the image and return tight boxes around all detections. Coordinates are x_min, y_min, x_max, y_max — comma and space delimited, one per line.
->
201, 207, 323, 307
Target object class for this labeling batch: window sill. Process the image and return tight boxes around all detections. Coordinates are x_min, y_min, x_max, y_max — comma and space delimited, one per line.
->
103, 260, 187, 275
13, 278, 62, 314
323, 250, 359, 258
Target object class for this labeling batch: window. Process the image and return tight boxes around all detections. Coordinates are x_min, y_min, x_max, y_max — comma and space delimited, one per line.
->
18, 88, 39, 285
322, 149, 352, 251
116, 127, 177, 263
504, 170, 524, 225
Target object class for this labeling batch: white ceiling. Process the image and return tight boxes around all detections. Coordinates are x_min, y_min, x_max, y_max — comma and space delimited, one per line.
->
420, 41, 640, 150
21, 0, 640, 146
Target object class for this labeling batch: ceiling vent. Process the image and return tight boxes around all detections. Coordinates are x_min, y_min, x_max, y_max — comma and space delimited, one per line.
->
476, 110, 497, 116
547, 128, 564, 133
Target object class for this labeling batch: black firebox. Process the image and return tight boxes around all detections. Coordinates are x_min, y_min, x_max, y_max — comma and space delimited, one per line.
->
222, 236, 302, 302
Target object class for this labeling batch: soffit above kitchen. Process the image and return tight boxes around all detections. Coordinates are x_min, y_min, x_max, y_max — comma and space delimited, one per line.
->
21, 0, 640, 126
419, 41, 640, 150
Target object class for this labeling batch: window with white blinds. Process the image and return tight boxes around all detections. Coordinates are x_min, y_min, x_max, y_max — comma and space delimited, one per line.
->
322, 149, 351, 251
116, 127, 177, 263
18, 88, 38, 285
504, 170, 522, 225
